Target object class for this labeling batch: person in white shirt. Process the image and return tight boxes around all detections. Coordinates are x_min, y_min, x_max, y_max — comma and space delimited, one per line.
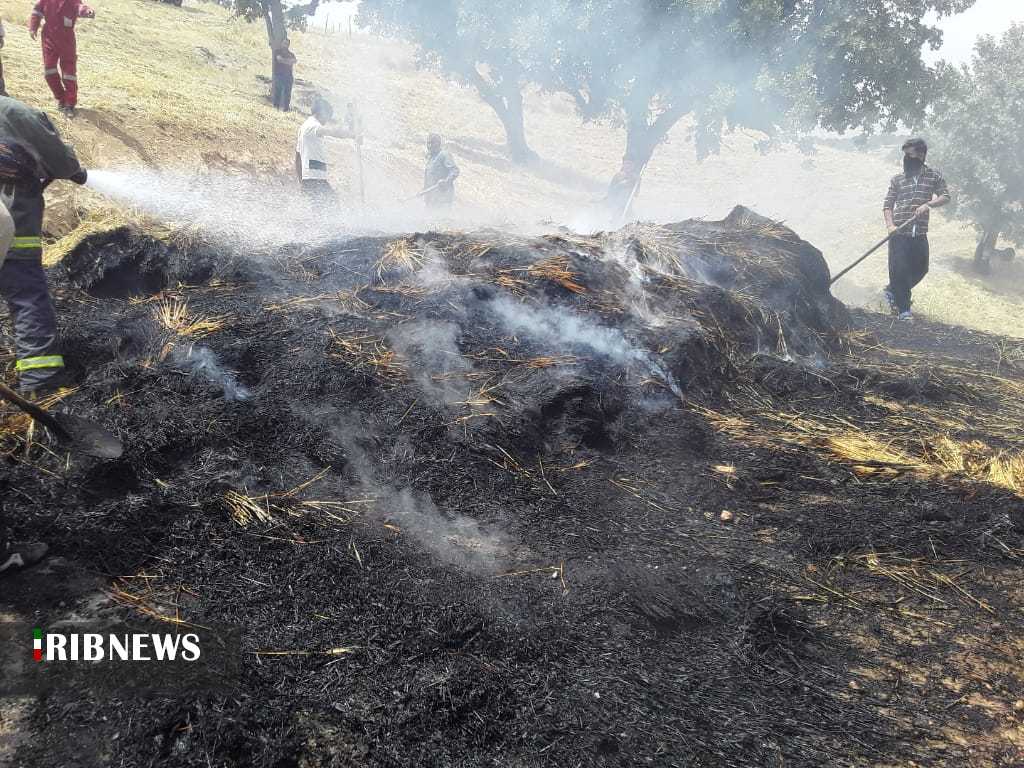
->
294, 97, 361, 207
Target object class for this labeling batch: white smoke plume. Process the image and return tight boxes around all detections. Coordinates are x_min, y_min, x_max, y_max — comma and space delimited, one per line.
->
386, 320, 473, 409
490, 295, 682, 397
306, 406, 514, 572
170, 344, 251, 401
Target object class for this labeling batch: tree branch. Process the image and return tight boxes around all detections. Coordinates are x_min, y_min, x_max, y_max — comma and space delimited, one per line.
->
568, 88, 592, 117
289, 0, 320, 17
649, 100, 689, 139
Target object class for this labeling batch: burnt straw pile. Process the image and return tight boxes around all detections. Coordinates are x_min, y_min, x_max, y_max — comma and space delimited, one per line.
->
3, 206, 1024, 766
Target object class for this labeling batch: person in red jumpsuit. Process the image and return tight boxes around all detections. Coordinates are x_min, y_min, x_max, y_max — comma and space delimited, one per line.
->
28, 0, 95, 115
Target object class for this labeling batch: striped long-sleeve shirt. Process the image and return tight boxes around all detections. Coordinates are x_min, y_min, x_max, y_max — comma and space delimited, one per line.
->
883, 165, 949, 237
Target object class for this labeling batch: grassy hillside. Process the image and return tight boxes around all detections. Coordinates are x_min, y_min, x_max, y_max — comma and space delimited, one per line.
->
1, 0, 1022, 338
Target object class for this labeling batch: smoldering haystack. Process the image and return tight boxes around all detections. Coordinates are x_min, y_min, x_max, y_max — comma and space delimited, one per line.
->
50, 205, 845, 461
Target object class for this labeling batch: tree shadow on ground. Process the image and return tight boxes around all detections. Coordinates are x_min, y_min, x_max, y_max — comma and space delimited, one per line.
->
176, 4, 204, 14
74, 108, 162, 169
448, 135, 606, 194
948, 254, 1024, 300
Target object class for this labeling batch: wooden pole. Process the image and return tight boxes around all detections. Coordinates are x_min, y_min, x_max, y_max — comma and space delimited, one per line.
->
617, 161, 649, 228
829, 215, 918, 286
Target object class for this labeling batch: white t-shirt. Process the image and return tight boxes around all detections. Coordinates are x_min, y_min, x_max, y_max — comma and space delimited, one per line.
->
296, 116, 328, 180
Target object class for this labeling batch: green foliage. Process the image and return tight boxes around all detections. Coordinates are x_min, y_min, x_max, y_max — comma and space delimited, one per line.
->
929, 24, 1024, 248
541, 0, 975, 162
232, 0, 321, 39
359, 0, 539, 78
363, 1, 977, 172
359, 0, 544, 161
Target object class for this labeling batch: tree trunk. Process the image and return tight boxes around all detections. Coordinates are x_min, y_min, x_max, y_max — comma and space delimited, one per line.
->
614, 104, 687, 188
974, 224, 1000, 271
262, 0, 286, 101
623, 119, 661, 169
467, 67, 536, 165
495, 85, 535, 165
264, 0, 286, 47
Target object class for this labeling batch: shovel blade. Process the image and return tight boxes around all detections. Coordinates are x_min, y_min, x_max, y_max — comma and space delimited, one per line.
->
51, 413, 124, 459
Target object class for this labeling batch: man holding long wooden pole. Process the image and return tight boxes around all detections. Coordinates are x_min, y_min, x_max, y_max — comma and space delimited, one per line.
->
882, 138, 950, 322
422, 134, 459, 210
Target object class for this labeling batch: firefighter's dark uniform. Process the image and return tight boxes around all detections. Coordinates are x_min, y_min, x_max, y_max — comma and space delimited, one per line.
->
0, 96, 86, 392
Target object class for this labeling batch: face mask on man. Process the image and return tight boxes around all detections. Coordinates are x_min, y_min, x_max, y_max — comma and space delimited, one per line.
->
904, 155, 924, 176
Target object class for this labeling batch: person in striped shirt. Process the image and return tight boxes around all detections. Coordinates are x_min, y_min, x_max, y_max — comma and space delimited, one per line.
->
882, 138, 950, 321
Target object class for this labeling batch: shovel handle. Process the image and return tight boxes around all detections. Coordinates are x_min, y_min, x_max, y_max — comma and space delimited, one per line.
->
0, 380, 69, 437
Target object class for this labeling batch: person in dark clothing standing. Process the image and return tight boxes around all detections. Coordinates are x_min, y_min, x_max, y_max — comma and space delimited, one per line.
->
0, 96, 88, 577
272, 38, 296, 112
0, 96, 87, 395
882, 138, 950, 321
0, 194, 48, 578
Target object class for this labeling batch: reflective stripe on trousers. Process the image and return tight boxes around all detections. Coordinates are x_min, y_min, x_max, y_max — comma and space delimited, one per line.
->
0, 258, 62, 389
11, 235, 42, 250
15, 354, 64, 371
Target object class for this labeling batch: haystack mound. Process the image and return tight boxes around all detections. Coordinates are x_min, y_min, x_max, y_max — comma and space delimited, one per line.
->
4, 207, 1023, 767
52, 206, 845, 463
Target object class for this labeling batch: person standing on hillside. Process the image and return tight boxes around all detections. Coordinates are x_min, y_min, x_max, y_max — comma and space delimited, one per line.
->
271, 38, 296, 112
423, 134, 459, 210
295, 97, 362, 207
29, 0, 96, 116
0, 95, 88, 395
882, 138, 950, 322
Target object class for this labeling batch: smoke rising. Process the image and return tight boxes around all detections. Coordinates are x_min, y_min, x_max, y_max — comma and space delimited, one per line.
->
170, 345, 251, 401
490, 295, 682, 397
387, 320, 473, 409
308, 406, 513, 572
